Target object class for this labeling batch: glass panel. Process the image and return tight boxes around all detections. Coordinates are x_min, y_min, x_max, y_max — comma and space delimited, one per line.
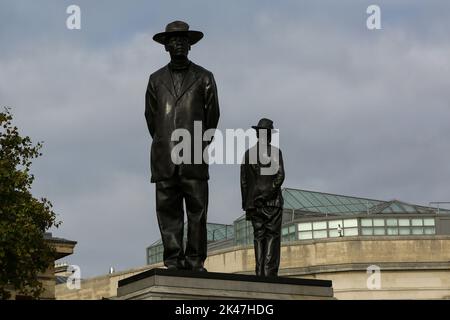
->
283, 191, 304, 208
296, 192, 315, 208
344, 228, 358, 236
412, 227, 423, 235
382, 206, 394, 213
424, 227, 435, 235
352, 204, 368, 212
313, 230, 327, 239
387, 227, 398, 235
282, 227, 289, 235
344, 219, 358, 228
337, 205, 354, 213
298, 231, 313, 240
391, 203, 406, 213
347, 204, 362, 212
373, 219, 385, 227
361, 219, 372, 227
318, 206, 332, 214
386, 218, 398, 226
373, 227, 385, 235
411, 219, 423, 226
424, 218, 435, 226
329, 229, 340, 238
399, 227, 411, 235
303, 192, 322, 207
289, 225, 296, 233
314, 193, 334, 206
337, 196, 352, 205
398, 219, 410, 226
328, 220, 343, 229
298, 222, 312, 231
316, 194, 334, 206
404, 204, 418, 213
313, 221, 327, 230
362, 228, 373, 235
328, 195, 343, 205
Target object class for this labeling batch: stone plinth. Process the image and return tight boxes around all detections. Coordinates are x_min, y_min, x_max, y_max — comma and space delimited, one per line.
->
116, 268, 334, 300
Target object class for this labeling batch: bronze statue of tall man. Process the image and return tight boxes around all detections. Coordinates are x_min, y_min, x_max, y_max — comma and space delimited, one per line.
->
145, 21, 220, 272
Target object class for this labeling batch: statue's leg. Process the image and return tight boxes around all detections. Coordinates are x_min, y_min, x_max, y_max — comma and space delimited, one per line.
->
155, 177, 185, 269
263, 207, 282, 277
182, 177, 208, 271
251, 211, 267, 277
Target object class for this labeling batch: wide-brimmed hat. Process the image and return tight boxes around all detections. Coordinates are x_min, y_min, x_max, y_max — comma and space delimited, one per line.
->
153, 21, 204, 45
252, 118, 278, 132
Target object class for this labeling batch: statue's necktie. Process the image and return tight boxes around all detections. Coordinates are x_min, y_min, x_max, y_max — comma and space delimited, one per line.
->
172, 70, 185, 96
169, 61, 190, 96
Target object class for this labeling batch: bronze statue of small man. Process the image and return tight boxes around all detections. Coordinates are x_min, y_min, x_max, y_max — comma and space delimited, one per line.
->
241, 118, 285, 277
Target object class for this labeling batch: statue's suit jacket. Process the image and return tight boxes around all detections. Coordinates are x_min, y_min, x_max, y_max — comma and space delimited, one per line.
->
145, 62, 220, 182
240, 145, 285, 220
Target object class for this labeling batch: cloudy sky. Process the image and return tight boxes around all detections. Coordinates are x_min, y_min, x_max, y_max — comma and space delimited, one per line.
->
1, 0, 449, 277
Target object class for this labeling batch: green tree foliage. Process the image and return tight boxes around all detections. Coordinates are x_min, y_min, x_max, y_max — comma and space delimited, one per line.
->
0, 108, 60, 299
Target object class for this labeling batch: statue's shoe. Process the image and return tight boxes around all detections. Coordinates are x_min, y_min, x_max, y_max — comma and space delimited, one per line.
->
190, 267, 208, 272
165, 265, 179, 270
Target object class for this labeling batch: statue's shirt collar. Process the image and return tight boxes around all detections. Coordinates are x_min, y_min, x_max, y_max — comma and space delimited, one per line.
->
169, 59, 191, 71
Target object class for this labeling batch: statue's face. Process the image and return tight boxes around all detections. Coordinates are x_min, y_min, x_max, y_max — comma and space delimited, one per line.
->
256, 129, 272, 144
165, 34, 190, 59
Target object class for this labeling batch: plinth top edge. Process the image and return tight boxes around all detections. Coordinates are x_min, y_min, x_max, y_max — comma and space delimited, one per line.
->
118, 268, 332, 288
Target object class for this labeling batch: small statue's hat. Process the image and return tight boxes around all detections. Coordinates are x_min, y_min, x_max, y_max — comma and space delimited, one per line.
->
252, 118, 278, 132
153, 21, 204, 45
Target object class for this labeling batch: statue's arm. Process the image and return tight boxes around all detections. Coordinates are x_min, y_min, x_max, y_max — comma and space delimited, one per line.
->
145, 76, 157, 138
240, 157, 248, 211
262, 149, 285, 200
204, 72, 220, 133
273, 149, 285, 190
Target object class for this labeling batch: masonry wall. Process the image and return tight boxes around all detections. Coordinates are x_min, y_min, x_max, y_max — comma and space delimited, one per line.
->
55, 265, 158, 300
56, 236, 450, 300
204, 235, 450, 299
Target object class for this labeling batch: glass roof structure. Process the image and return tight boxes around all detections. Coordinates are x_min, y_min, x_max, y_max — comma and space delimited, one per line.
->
234, 187, 449, 222
282, 188, 383, 215
282, 188, 450, 216
368, 200, 440, 214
